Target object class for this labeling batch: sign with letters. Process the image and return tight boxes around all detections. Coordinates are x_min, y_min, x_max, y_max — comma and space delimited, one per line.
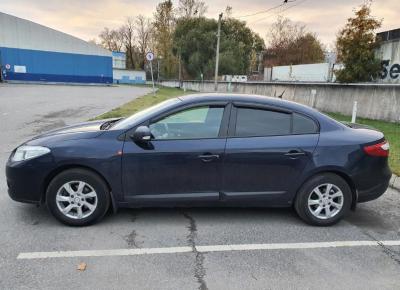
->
14, 65, 26, 73
380, 60, 400, 80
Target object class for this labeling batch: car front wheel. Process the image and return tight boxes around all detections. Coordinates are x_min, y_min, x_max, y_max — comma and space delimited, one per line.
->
294, 173, 352, 226
46, 169, 110, 226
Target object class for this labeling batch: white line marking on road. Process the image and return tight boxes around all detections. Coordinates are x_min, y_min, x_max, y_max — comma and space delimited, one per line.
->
196, 240, 400, 252
17, 240, 400, 260
18, 246, 193, 259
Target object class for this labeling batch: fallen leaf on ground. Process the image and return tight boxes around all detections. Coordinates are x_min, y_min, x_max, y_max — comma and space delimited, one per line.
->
77, 262, 87, 271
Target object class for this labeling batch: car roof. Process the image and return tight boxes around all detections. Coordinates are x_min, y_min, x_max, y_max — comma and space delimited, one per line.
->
179, 93, 317, 115
179, 93, 345, 131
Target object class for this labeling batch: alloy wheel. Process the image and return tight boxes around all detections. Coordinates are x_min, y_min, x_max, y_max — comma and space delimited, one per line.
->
55, 181, 98, 219
307, 183, 344, 220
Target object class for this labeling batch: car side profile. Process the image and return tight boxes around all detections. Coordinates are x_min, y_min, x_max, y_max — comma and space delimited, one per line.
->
6, 94, 391, 226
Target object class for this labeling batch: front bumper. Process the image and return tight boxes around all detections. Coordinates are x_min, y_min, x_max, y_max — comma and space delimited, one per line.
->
6, 154, 54, 205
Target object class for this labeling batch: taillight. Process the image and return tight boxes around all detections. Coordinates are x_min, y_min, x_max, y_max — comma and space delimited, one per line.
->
364, 141, 390, 157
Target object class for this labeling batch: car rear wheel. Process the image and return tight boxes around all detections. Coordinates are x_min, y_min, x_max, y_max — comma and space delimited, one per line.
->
46, 169, 110, 226
294, 173, 352, 226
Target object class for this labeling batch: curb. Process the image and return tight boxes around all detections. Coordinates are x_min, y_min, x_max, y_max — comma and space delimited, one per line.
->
389, 174, 400, 191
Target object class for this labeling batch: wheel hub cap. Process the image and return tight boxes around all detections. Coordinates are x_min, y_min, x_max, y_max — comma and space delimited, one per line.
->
55, 180, 98, 220
307, 183, 344, 220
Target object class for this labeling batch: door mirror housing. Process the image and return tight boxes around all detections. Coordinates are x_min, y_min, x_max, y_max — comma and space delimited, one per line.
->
131, 126, 152, 142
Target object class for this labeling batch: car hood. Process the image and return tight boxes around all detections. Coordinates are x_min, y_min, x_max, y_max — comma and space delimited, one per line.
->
26, 118, 121, 145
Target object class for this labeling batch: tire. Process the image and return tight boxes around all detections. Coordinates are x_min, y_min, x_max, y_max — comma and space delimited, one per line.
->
46, 168, 110, 226
294, 173, 352, 226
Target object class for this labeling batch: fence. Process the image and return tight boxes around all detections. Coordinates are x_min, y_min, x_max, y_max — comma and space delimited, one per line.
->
161, 80, 400, 123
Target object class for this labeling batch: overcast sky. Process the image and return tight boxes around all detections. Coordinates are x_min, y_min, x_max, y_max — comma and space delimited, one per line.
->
0, 0, 398, 47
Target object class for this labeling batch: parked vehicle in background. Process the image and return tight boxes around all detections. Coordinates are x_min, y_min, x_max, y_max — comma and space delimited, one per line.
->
6, 94, 391, 226
222, 75, 248, 82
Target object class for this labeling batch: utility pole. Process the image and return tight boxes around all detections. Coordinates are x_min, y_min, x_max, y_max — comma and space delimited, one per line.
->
157, 59, 160, 82
178, 54, 182, 83
214, 13, 223, 92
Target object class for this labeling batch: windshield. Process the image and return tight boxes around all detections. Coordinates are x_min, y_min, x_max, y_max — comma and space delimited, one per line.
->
111, 98, 181, 130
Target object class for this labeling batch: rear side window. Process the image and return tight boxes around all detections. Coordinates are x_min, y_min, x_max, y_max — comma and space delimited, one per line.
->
235, 107, 291, 137
293, 113, 318, 134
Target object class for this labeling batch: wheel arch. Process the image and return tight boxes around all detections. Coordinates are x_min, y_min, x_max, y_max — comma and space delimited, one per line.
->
41, 164, 118, 213
297, 169, 358, 210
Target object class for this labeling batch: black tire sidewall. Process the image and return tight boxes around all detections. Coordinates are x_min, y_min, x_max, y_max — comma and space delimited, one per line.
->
295, 173, 352, 226
46, 169, 110, 226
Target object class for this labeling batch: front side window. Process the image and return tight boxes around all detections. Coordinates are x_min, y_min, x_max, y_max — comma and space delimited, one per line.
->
235, 107, 291, 137
150, 106, 224, 140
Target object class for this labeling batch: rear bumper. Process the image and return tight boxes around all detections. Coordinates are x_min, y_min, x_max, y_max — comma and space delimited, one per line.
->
357, 178, 390, 202
351, 155, 392, 203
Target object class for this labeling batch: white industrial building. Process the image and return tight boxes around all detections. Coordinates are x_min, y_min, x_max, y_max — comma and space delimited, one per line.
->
112, 51, 146, 84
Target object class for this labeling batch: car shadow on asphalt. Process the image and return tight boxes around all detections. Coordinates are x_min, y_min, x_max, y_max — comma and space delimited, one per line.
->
14, 203, 303, 227
13, 202, 397, 233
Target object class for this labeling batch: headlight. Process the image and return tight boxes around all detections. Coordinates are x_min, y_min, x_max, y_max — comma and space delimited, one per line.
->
11, 146, 51, 162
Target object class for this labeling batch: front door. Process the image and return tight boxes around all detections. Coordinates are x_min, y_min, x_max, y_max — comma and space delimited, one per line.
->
122, 104, 229, 205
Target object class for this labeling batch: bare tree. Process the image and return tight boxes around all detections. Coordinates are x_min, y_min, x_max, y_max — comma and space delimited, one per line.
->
98, 27, 124, 51
265, 17, 324, 66
177, 0, 207, 18
224, 6, 233, 19
121, 17, 138, 69
154, 0, 177, 78
135, 15, 153, 69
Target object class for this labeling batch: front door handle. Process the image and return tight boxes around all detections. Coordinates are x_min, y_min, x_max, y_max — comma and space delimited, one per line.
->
285, 149, 306, 157
198, 154, 220, 162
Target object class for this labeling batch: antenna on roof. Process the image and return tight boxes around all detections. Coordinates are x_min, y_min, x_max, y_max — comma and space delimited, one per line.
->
278, 89, 285, 99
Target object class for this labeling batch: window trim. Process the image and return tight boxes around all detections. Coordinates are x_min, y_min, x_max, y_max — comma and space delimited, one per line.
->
146, 102, 230, 141
228, 104, 320, 138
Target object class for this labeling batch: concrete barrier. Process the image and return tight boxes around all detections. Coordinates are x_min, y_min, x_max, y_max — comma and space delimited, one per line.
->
161, 80, 400, 123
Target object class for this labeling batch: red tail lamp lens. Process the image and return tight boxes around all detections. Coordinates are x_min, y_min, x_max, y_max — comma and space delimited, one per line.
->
364, 141, 390, 157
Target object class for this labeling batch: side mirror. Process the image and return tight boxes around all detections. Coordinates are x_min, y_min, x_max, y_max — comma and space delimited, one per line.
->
131, 126, 152, 142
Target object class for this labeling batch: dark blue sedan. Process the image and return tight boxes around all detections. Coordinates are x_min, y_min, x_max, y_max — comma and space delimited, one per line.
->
6, 94, 391, 226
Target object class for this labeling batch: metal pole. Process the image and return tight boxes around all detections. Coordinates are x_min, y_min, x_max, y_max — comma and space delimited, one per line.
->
214, 13, 223, 92
150, 61, 156, 96
178, 54, 182, 83
157, 59, 160, 82
351, 101, 358, 123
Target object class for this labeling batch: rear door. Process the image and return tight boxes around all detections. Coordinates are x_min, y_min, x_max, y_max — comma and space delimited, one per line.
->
221, 104, 319, 204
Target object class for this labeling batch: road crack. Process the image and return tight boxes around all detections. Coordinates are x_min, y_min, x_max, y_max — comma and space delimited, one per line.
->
363, 231, 400, 265
182, 211, 208, 290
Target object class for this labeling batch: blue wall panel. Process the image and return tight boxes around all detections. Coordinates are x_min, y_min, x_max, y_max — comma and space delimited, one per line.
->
0, 47, 113, 84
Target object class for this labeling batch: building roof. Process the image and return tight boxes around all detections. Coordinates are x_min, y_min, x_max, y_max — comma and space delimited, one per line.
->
377, 28, 400, 42
0, 12, 111, 57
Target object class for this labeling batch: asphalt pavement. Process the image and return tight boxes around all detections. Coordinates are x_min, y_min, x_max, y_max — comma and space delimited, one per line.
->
0, 83, 399, 290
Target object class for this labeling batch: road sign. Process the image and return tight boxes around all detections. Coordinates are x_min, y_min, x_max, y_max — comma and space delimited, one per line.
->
5, 64, 10, 70
146, 52, 156, 96
146, 52, 154, 62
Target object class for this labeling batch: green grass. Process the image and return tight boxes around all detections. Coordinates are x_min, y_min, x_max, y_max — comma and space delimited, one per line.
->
327, 112, 400, 176
93, 86, 191, 120
93, 87, 400, 176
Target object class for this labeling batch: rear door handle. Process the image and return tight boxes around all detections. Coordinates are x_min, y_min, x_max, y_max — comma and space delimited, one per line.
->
285, 149, 306, 157
198, 154, 220, 162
